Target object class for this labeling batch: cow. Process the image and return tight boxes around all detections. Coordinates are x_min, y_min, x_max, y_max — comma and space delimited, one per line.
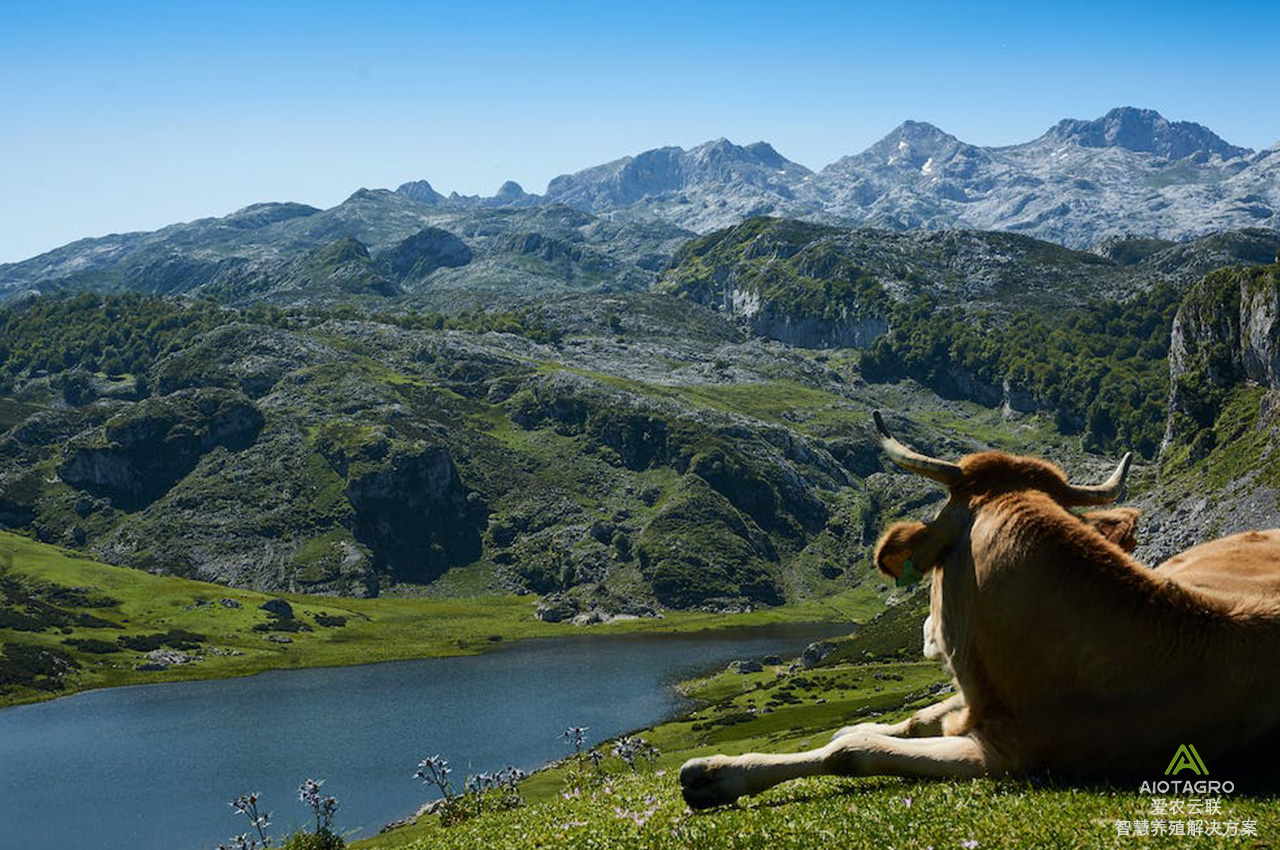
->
679, 411, 1280, 809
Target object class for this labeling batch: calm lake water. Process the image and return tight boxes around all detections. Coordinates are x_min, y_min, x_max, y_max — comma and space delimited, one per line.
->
0, 622, 851, 850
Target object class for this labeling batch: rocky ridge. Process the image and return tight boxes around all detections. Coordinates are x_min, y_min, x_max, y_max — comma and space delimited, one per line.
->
404, 106, 1280, 248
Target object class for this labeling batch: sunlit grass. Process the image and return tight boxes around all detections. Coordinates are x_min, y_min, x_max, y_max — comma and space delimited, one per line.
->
0, 532, 879, 708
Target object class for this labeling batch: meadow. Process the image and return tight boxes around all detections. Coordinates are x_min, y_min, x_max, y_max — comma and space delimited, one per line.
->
0, 530, 881, 708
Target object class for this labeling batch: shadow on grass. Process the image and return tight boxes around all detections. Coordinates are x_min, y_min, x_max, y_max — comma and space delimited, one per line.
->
689, 768, 1280, 816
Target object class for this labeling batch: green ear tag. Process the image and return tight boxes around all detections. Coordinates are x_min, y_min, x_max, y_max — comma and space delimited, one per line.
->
896, 558, 923, 588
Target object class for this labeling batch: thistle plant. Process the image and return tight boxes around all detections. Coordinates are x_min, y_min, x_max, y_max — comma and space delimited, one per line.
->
561, 725, 596, 795
562, 725, 590, 756
414, 755, 526, 827
297, 779, 339, 834
463, 765, 527, 815
221, 792, 272, 850
612, 735, 660, 772
413, 754, 454, 800
220, 785, 344, 850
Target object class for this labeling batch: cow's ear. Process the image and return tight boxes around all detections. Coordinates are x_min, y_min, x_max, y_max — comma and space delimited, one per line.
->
874, 521, 928, 582
1082, 507, 1141, 553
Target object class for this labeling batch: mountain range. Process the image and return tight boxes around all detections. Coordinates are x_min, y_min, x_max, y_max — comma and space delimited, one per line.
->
2, 107, 1276, 306
1, 105, 1279, 617
397, 106, 1279, 248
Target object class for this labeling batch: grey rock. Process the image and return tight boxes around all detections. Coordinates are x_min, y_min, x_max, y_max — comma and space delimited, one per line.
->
800, 640, 838, 668
535, 594, 578, 623
260, 598, 293, 618
136, 648, 199, 670
730, 659, 764, 674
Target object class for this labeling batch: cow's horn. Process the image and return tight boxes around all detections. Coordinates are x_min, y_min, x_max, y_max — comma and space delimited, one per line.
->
872, 411, 963, 486
1062, 453, 1133, 506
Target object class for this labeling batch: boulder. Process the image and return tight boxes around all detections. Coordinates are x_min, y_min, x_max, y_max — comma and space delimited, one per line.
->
260, 598, 293, 618
801, 640, 838, 668
136, 649, 197, 671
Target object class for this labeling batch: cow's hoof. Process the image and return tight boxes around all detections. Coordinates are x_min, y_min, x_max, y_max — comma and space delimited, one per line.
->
679, 756, 745, 810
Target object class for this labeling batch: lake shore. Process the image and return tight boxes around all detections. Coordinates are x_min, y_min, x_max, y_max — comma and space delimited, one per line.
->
0, 530, 883, 710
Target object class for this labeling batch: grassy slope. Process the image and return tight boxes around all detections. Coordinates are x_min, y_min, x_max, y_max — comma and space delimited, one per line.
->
0, 531, 883, 708
360, 594, 1280, 850
359, 771, 1280, 850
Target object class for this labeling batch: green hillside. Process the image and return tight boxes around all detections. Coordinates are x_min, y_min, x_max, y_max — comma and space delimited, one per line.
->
0, 530, 878, 707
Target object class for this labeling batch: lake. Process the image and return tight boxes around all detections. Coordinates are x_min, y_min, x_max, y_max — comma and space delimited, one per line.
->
0, 622, 852, 850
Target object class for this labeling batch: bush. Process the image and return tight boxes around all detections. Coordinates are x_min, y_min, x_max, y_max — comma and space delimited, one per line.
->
62, 638, 121, 654
281, 830, 343, 850
117, 629, 206, 652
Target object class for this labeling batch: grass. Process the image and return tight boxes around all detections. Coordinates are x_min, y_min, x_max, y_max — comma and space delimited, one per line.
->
0, 531, 881, 708
357, 769, 1280, 850
359, 583, 1280, 850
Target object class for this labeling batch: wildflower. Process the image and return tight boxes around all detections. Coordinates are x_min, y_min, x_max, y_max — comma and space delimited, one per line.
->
562, 726, 590, 751
298, 778, 322, 808
297, 779, 339, 833
226, 791, 271, 848
414, 754, 454, 799
612, 735, 660, 771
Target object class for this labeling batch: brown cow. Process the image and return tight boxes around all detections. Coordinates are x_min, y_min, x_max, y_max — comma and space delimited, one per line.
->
679, 411, 1280, 809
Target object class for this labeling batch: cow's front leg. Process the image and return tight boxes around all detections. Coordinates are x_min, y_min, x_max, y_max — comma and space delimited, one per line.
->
830, 693, 966, 741
680, 732, 991, 810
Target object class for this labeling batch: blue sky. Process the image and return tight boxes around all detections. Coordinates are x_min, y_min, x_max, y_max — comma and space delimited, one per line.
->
2, 0, 1278, 263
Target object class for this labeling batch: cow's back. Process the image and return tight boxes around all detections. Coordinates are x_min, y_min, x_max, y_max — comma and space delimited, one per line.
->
1156, 529, 1280, 608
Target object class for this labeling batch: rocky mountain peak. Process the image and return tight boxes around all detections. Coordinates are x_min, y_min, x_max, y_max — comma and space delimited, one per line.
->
744, 141, 790, 170
396, 179, 445, 205
686, 138, 812, 177
825, 119, 975, 175
494, 181, 530, 203
1044, 106, 1250, 160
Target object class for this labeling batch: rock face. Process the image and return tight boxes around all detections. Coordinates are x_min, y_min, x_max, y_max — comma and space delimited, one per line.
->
315, 423, 487, 584
59, 389, 264, 511
1164, 263, 1280, 447
1127, 262, 1280, 566
659, 218, 1280, 356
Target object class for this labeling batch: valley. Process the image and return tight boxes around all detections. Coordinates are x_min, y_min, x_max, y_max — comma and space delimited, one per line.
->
1, 104, 1279, 850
